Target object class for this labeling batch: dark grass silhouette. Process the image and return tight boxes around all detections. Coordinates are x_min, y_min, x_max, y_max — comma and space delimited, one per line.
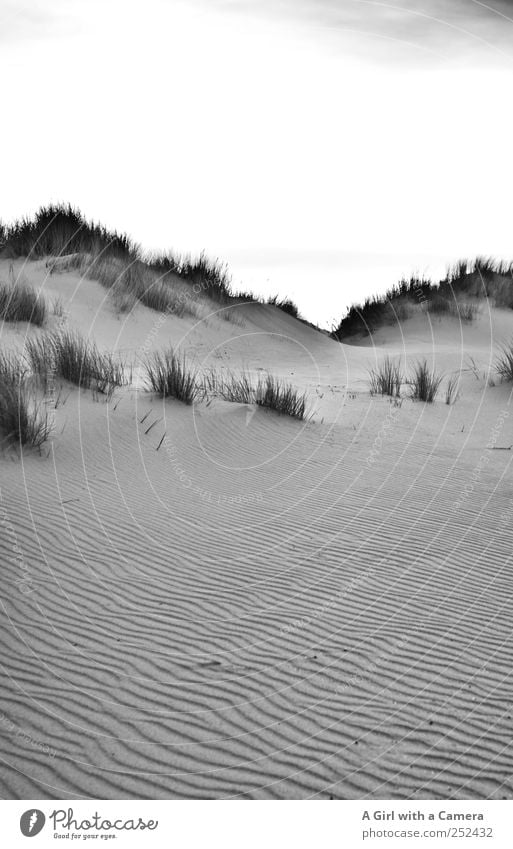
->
267, 295, 300, 319
0, 278, 46, 325
369, 356, 403, 397
445, 375, 459, 405
333, 260, 511, 340
149, 252, 233, 305
0, 205, 332, 332
495, 342, 513, 382
0, 352, 52, 447
0, 205, 241, 315
255, 374, 308, 420
144, 350, 199, 405
409, 360, 444, 403
1, 204, 135, 261
26, 331, 128, 395
428, 295, 478, 322
51, 331, 127, 394
201, 369, 254, 404
201, 368, 309, 419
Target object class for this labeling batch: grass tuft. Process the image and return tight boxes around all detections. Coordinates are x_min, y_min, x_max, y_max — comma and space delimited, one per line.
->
369, 356, 402, 397
255, 374, 308, 419
201, 369, 254, 404
409, 360, 444, 403
25, 331, 127, 395
200, 368, 309, 419
0, 278, 46, 325
149, 251, 233, 304
0, 351, 52, 447
495, 342, 513, 382
267, 294, 300, 319
1, 203, 135, 261
445, 375, 460, 405
144, 350, 199, 404
50, 331, 127, 394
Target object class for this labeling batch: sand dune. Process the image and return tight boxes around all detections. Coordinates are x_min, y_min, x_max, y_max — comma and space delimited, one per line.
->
1, 260, 513, 798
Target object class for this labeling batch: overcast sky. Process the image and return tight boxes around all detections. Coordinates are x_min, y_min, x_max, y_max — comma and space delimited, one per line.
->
2, 0, 513, 325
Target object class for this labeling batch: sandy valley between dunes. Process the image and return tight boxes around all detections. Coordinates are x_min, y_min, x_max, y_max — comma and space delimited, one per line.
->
1, 258, 513, 799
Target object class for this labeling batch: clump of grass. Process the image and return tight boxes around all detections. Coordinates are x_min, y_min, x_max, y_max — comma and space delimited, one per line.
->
64, 253, 197, 318
0, 352, 52, 447
24, 335, 54, 393
0, 350, 26, 383
1, 203, 135, 261
409, 360, 444, 402
25, 331, 127, 395
150, 251, 233, 304
1, 204, 261, 319
457, 302, 479, 322
445, 375, 460, 405
221, 371, 254, 403
428, 295, 478, 322
368, 356, 403, 397
267, 294, 300, 319
473, 256, 513, 278
255, 374, 308, 420
332, 275, 430, 340
50, 331, 127, 394
332, 258, 511, 341
495, 342, 513, 382
144, 349, 199, 404
0, 279, 47, 325
201, 369, 255, 404
201, 368, 309, 419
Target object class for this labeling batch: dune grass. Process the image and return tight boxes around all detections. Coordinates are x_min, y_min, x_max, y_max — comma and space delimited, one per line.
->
428, 294, 478, 322
457, 302, 479, 322
1, 203, 135, 261
220, 371, 254, 403
200, 368, 309, 419
65, 253, 198, 318
0, 205, 244, 317
24, 335, 54, 393
267, 294, 301, 319
51, 331, 127, 394
25, 331, 128, 395
200, 369, 255, 404
409, 360, 444, 402
0, 352, 52, 447
255, 374, 308, 420
149, 252, 234, 305
144, 350, 199, 404
369, 356, 403, 397
495, 342, 513, 382
0, 278, 47, 326
445, 375, 460, 405
333, 259, 510, 341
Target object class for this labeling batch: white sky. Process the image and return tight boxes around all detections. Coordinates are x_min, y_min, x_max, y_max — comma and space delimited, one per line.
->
2, 0, 513, 326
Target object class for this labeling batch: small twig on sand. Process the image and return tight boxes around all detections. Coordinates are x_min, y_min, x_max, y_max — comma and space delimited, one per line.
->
145, 417, 161, 435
